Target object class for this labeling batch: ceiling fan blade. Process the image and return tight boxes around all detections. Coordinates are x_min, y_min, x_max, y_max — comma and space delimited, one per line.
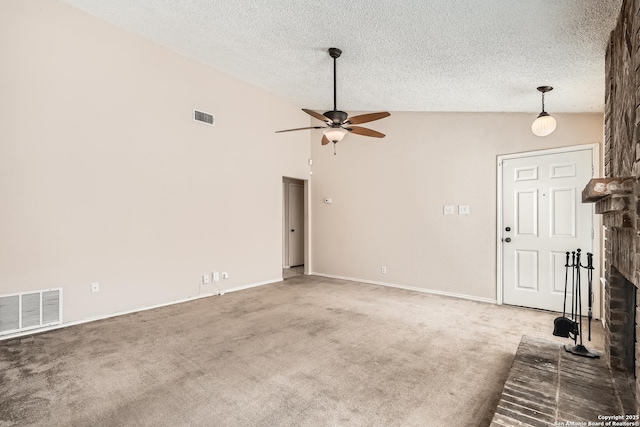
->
321, 135, 330, 145
275, 126, 324, 133
345, 112, 390, 125
346, 126, 385, 138
303, 108, 331, 123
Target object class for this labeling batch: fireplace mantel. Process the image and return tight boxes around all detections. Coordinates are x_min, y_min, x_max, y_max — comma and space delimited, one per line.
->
582, 177, 636, 228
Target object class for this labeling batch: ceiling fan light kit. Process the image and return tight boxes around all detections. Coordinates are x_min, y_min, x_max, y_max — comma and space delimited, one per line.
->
323, 128, 347, 143
531, 86, 557, 137
276, 48, 390, 154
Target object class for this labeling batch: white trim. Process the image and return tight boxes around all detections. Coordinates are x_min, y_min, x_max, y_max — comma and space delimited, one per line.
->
496, 142, 601, 313
498, 143, 600, 160
0, 279, 281, 341
282, 177, 311, 274
600, 276, 607, 327
312, 273, 497, 305
223, 278, 281, 294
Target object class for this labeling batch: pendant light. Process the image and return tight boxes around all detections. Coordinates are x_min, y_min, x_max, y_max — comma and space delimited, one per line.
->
531, 86, 557, 137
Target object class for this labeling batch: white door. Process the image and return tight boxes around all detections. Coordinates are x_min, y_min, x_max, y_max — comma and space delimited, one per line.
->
501, 149, 593, 312
288, 183, 304, 267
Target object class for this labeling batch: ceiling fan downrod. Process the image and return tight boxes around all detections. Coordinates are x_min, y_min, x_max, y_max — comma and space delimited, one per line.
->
328, 48, 342, 112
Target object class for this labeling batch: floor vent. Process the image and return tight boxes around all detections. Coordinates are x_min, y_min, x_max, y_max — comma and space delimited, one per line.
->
0, 289, 62, 336
194, 109, 215, 126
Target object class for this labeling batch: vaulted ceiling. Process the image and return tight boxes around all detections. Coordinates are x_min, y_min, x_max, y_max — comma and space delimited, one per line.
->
60, 0, 622, 113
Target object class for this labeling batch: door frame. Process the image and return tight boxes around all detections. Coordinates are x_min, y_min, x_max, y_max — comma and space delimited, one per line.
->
282, 177, 310, 274
496, 143, 601, 317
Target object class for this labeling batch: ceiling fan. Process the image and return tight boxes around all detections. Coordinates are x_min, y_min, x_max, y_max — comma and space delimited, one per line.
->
276, 48, 390, 154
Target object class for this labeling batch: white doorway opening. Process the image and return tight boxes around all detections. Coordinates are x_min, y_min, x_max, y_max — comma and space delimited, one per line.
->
283, 177, 309, 276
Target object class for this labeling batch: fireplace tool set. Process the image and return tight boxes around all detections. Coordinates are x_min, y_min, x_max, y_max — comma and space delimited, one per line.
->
553, 249, 600, 358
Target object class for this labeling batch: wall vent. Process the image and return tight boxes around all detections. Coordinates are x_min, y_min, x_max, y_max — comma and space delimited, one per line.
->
194, 109, 215, 126
0, 288, 62, 336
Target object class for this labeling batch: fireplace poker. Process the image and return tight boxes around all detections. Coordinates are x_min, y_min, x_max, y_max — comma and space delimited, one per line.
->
553, 251, 578, 338
575, 249, 583, 345
571, 251, 579, 344
564, 248, 600, 358
586, 252, 594, 342
563, 251, 570, 316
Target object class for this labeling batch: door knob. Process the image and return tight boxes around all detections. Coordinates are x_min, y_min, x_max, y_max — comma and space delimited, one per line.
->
505, 227, 511, 232
290, 229, 295, 232
504, 237, 511, 243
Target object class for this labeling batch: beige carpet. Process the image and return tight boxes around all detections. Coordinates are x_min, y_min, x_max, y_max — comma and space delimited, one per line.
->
0, 275, 604, 427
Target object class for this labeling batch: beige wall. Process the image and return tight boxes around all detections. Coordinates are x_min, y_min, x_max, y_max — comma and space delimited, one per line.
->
310, 112, 604, 301
0, 0, 607, 328
0, 0, 310, 323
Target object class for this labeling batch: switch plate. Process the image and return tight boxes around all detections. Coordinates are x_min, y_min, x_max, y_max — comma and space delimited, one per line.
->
444, 205, 455, 215
222, 272, 229, 280
381, 266, 387, 274
213, 272, 220, 282
459, 205, 470, 215
324, 198, 332, 204
203, 274, 211, 284
91, 282, 100, 293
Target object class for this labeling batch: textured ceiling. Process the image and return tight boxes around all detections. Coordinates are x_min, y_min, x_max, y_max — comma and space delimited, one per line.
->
60, 0, 622, 113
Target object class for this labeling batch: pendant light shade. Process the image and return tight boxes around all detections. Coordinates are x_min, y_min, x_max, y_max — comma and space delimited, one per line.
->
323, 128, 347, 143
531, 86, 556, 137
531, 112, 557, 137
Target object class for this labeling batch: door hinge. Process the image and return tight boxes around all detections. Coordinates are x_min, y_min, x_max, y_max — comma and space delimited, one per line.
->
591, 165, 594, 177
591, 229, 594, 239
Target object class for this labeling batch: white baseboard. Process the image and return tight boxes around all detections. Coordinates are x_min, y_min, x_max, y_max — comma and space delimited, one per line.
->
0, 278, 282, 341
311, 273, 497, 305
223, 278, 282, 294
600, 276, 607, 327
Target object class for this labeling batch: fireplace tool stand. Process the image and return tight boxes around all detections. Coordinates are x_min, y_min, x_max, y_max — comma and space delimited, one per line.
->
554, 249, 600, 358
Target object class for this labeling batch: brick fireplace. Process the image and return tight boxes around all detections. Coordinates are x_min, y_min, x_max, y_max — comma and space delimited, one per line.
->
584, 0, 640, 412
583, 178, 637, 380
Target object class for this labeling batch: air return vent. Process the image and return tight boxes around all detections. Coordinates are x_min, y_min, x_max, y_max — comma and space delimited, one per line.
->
0, 289, 62, 336
194, 109, 214, 126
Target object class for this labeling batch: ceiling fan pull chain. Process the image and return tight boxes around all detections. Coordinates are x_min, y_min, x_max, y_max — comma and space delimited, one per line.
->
333, 142, 337, 155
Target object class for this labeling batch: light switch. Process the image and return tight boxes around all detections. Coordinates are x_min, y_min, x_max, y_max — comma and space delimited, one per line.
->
459, 205, 470, 215
444, 205, 455, 215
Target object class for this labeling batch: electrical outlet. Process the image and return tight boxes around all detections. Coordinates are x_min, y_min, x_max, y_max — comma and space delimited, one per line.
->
444, 205, 455, 215
213, 272, 220, 282
203, 274, 211, 284
91, 282, 100, 293
459, 205, 470, 215
381, 266, 387, 274
222, 272, 229, 280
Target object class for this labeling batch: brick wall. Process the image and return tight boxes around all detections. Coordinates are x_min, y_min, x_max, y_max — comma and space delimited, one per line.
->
603, 0, 640, 412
